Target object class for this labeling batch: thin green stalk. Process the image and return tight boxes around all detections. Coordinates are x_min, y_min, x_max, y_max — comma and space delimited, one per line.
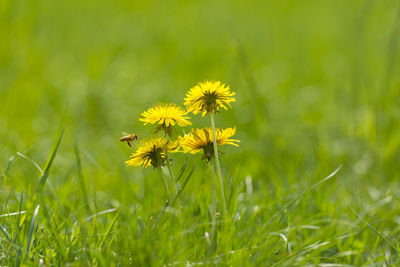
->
158, 165, 170, 203
209, 112, 227, 216
210, 160, 217, 244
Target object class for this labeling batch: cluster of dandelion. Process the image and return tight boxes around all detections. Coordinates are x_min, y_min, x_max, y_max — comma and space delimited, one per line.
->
123, 81, 239, 242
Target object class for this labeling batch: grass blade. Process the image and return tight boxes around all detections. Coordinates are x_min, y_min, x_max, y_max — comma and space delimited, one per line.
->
0, 211, 26, 218
83, 208, 117, 222
17, 192, 24, 227
0, 155, 16, 179
38, 108, 67, 192
285, 164, 343, 210
151, 201, 169, 231
38, 127, 65, 191
98, 209, 121, 249
264, 165, 343, 227
171, 166, 195, 207
0, 225, 11, 242
16, 152, 43, 173
347, 203, 399, 253
176, 156, 188, 182
75, 141, 91, 215
26, 204, 40, 255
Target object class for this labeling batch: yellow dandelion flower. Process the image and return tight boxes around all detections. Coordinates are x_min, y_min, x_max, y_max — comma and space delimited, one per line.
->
179, 127, 239, 161
139, 103, 191, 136
126, 137, 179, 168
184, 81, 236, 116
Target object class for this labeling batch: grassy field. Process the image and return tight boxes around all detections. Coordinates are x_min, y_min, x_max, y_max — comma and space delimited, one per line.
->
1, 0, 400, 265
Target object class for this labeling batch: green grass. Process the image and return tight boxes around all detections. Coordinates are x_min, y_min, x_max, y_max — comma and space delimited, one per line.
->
1, 0, 400, 265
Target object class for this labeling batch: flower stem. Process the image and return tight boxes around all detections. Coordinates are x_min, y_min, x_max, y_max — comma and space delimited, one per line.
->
158, 165, 170, 203
209, 112, 227, 217
210, 160, 217, 243
165, 151, 180, 207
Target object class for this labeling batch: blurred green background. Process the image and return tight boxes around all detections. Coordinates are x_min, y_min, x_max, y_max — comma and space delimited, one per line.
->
1, 0, 400, 264
1, 0, 399, 190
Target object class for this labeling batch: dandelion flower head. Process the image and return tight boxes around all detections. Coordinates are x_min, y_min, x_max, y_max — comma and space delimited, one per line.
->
179, 127, 239, 161
184, 81, 236, 116
126, 137, 179, 168
139, 103, 191, 136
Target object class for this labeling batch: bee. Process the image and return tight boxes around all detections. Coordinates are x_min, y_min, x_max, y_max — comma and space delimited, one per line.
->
120, 133, 138, 148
